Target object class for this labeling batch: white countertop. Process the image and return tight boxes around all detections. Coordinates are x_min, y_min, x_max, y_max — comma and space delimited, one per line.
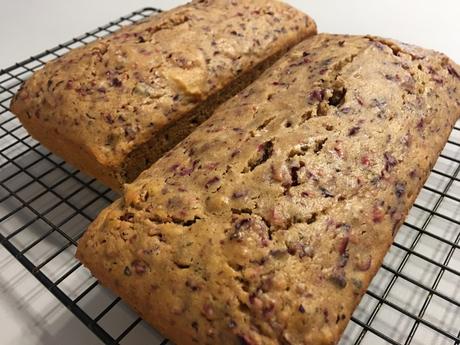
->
1, 1, 459, 344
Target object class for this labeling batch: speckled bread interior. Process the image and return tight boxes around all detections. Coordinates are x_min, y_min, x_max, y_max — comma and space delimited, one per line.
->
77, 34, 460, 345
10, 0, 316, 190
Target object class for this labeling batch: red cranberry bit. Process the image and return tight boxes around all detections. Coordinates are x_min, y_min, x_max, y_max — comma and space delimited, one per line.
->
401, 133, 411, 147
355, 94, 364, 105
205, 162, 219, 170
339, 251, 349, 268
401, 76, 416, 93
309, 89, 324, 102
132, 260, 148, 274
329, 270, 347, 288
262, 302, 275, 317
287, 242, 314, 258
202, 303, 214, 320
395, 181, 406, 198
428, 66, 444, 84
248, 293, 258, 306
391, 209, 405, 234
169, 163, 180, 172
333, 144, 344, 158
361, 155, 370, 167
267, 207, 286, 228
385, 74, 401, 82
371, 40, 385, 51
65, 80, 73, 90
306, 169, 319, 182
356, 256, 372, 271
269, 249, 286, 258
447, 64, 460, 79
179, 166, 193, 176
103, 113, 114, 124
416, 118, 425, 131
384, 152, 397, 172
372, 206, 385, 223
232, 191, 247, 199
337, 236, 349, 256
231, 149, 241, 158
348, 126, 360, 136
246, 141, 274, 172
205, 176, 220, 189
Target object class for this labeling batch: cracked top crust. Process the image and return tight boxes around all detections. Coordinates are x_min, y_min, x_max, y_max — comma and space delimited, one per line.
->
77, 34, 460, 345
10, 0, 314, 171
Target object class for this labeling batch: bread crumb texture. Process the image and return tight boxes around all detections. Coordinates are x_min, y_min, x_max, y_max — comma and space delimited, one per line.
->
77, 34, 460, 345
10, 0, 315, 188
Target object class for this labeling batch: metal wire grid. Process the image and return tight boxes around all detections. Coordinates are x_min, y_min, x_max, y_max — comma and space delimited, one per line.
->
0, 7, 459, 345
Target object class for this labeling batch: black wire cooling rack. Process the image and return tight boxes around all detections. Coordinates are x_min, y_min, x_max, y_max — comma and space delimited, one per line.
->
1, 7, 460, 345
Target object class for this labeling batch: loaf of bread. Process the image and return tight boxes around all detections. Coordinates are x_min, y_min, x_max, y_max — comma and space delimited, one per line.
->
77, 34, 460, 345
10, 0, 316, 190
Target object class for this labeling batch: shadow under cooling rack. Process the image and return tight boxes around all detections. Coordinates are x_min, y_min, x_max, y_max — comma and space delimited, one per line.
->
1, 7, 460, 345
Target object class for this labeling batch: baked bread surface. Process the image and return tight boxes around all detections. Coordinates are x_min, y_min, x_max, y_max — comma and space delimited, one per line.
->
77, 34, 460, 344
10, 0, 316, 190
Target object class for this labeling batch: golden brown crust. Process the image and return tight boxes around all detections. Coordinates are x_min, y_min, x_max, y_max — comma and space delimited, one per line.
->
77, 34, 460, 345
10, 0, 316, 190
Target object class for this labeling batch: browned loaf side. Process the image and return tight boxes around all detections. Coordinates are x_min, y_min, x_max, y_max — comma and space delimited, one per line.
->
10, 0, 316, 190
77, 34, 460, 345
